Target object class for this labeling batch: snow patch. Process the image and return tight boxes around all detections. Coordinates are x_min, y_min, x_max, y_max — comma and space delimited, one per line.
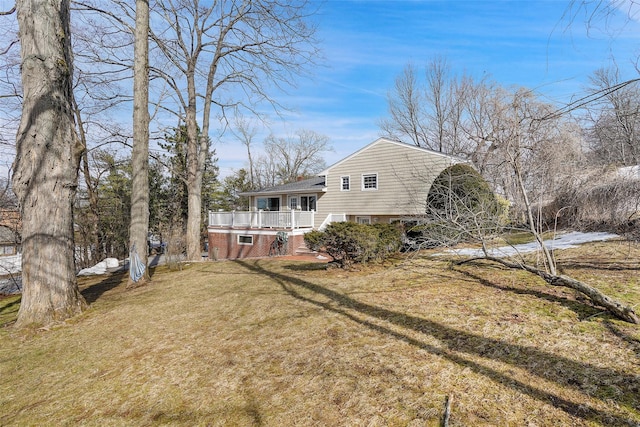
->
0, 254, 21, 275
436, 231, 620, 258
77, 258, 122, 276
617, 165, 640, 180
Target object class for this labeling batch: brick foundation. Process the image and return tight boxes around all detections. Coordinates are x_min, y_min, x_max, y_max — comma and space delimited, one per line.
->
208, 228, 307, 260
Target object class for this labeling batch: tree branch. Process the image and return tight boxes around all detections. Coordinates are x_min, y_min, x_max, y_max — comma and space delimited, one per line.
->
456, 256, 639, 324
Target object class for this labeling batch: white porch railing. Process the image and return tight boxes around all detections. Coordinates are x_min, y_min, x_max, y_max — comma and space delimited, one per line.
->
208, 210, 315, 229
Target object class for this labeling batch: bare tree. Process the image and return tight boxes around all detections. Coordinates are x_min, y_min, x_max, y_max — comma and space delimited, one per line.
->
0, 6, 22, 179
461, 89, 637, 323
128, 0, 150, 285
253, 150, 280, 188
379, 63, 427, 148
232, 115, 260, 188
379, 57, 469, 156
12, 0, 86, 327
425, 56, 454, 153
146, 0, 318, 261
257, 130, 330, 185
584, 65, 640, 165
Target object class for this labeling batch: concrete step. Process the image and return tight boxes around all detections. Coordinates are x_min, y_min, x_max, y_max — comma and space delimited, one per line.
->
295, 245, 316, 255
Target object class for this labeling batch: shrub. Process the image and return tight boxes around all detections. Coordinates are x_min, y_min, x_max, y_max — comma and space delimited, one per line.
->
303, 230, 325, 252
415, 164, 506, 248
305, 222, 402, 268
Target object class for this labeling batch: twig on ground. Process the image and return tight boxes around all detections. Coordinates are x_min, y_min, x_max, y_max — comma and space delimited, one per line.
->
442, 394, 452, 427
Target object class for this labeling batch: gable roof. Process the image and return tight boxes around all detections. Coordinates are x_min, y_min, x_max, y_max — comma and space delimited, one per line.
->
240, 176, 326, 196
320, 137, 467, 175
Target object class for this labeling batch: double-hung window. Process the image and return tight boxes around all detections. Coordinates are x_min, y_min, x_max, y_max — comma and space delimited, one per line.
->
289, 197, 298, 210
362, 173, 378, 190
340, 176, 350, 191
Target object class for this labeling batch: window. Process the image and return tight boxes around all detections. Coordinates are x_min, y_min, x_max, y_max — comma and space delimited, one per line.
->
362, 173, 378, 190
300, 195, 316, 211
0, 246, 15, 255
340, 176, 350, 191
289, 197, 298, 210
237, 235, 253, 245
356, 216, 371, 224
257, 197, 280, 211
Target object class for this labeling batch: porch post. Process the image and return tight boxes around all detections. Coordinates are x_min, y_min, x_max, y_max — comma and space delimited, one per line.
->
291, 208, 296, 229
258, 209, 263, 228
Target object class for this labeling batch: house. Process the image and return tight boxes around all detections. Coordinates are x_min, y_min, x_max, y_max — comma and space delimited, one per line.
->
0, 209, 21, 256
207, 137, 466, 259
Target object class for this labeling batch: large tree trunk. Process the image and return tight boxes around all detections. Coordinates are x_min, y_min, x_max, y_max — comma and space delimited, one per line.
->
185, 70, 203, 262
186, 182, 202, 261
128, 0, 150, 285
12, 0, 86, 327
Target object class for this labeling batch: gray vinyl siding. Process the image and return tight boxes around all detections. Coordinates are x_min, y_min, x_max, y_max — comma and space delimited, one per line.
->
315, 139, 460, 225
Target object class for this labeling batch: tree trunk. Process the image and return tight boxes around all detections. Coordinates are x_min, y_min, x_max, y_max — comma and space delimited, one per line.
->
128, 0, 150, 285
75, 103, 100, 268
185, 68, 203, 261
186, 182, 202, 260
12, 0, 86, 327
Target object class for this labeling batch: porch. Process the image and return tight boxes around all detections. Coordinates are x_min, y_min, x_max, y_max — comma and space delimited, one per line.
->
208, 210, 315, 230
207, 209, 347, 260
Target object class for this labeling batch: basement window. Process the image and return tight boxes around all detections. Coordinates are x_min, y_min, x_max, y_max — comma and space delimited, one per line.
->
237, 235, 253, 245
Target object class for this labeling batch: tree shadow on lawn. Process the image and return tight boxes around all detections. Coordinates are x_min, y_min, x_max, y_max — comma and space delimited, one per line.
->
80, 270, 127, 304
0, 296, 21, 315
236, 260, 640, 426
560, 260, 640, 272
282, 262, 330, 272
451, 267, 605, 321
603, 321, 640, 359
0, 295, 21, 327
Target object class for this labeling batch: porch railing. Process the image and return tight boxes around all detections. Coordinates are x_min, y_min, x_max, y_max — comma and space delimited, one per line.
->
208, 210, 315, 229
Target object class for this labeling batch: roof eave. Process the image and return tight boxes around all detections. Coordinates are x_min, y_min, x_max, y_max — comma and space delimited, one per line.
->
239, 186, 327, 197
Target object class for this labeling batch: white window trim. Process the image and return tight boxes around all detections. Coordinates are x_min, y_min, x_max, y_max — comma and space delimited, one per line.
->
288, 196, 299, 210
361, 173, 378, 191
237, 235, 254, 245
340, 175, 350, 191
356, 216, 371, 224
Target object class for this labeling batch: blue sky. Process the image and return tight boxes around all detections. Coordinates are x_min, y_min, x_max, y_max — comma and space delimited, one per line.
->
214, 0, 640, 178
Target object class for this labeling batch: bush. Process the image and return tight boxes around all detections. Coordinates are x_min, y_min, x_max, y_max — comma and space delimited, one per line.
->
303, 230, 325, 252
416, 164, 506, 248
304, 222, 402, 268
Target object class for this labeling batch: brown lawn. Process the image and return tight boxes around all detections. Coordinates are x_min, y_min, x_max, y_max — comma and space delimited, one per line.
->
1, 240, 639, 426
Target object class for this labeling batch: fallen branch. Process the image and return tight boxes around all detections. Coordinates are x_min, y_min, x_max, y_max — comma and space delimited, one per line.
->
456, 256, 639, 324
442, 394, 452, 427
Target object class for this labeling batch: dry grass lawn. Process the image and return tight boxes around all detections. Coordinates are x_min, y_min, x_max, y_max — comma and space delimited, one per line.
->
1, 240, 639, 426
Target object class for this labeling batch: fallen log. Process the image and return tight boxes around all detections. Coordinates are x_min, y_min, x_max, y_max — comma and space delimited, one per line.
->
456, 256, 639, 324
